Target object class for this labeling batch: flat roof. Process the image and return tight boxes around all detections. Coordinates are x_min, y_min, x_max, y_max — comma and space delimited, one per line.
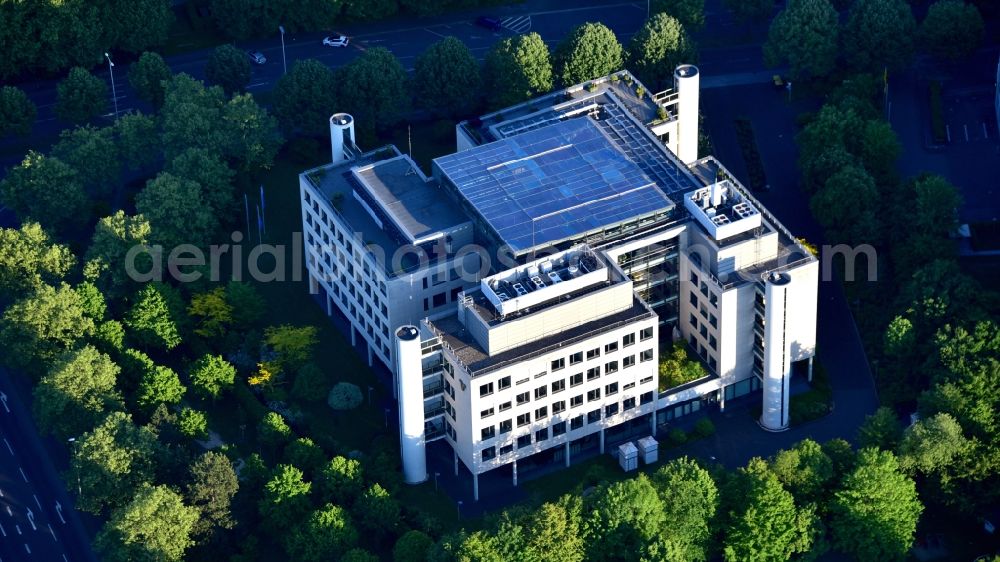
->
435, 118, 674, 253
353, 156, 467, 244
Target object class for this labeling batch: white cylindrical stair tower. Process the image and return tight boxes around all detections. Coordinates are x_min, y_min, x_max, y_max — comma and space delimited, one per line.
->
760, 272, 792, 431
674, 65, 700, 165
395, 325, 428, 484
330, 113, 356, 163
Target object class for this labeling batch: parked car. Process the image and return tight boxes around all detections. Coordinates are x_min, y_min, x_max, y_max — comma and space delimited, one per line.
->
323, 35, 349, 47
474, 16, 502, 31
247, 51, 266, 65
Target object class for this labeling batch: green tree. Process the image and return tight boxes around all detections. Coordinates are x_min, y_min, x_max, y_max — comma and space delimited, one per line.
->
898, 412, 970, 474
185, 451, 238, 538
69, 411, 160, 514
259, 411, 293, 450
844, 0, 916, 72
328, 382, 363, 412
830, 448, 922, 561
919, 0, 984, 60
222, 93, 284, 172
177, 407, 208, 439
95, 320, 126, 353
75, 282, 106, 322
273, 59, 338, 135
659, 342, 707, 390
165, 148, 236, 216
858, 406, 904, 450
206, 44, 252, 96
137, 364, 186, 409
342, 0, 397, 21
113, 112, 159, 171
554, 23, 624, 86
136, 172, 217, 250
129, 52, 173, 108
160, 74, 230, 161
652, 0, 706, 30
584, 474, 666, 560
859, 119, 901, 184
33, 345, 123, 439
522, 495, 586, 562
125, 284, 183, 351
414, 37, 483, 117
0, 151, 88, 234
723, 458, 816, 561
335, 47, 410, 138
764, 0, 839, 79
292, 363, 329, 402
102, 0, 173, 55
0, 86, 36, 137
283, 437, 326, 477
56, 66, 108, 123
724, 0, 774, 22
85, 211, 152, 296
286, 504, 359, 561
0, 283, 94, 374
0, 223, 74, 301
318, 455, 365, 504
226, 282, 266, 329
355, 483, 401, 541
650, 457, 719, 561
342, 549, 380, 562
627, 13, 697, 90
394, 530, 434, 562
188, 287, 233, 339
265, 325, 319, 372
769, 439, 834, 503
189, 354, 237, 399
483, 33, 554, 109
259, 464, 313, 529
810, 165, 880, 246
95, 484, 199, 562
889, 174, 963, 275
51, 125, 121, 196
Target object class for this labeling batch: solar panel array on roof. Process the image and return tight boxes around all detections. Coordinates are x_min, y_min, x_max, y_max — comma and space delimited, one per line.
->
436, 118, 674, 253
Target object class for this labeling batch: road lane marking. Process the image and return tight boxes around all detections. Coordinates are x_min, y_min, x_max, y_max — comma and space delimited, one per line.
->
964, 124, 969, 141
33, 495, 42, 510
27, 509, 36, 530
246, 82, 269, 89
54, 503, 65, 524
983, 122, 988, 139
424, 28, 448, 39
15, 524, 21, 535
19, 467, 28, 482
48, 523, 57, 542
24, 543, 30, 554
64, 555, 69, 562
0, 522, 6, 536
2, 438, 11, 454
0, 392, 9, 412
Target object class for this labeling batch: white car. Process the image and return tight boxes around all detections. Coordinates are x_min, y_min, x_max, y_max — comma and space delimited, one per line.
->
247, 51, 266, 65
323, 35, 349, 47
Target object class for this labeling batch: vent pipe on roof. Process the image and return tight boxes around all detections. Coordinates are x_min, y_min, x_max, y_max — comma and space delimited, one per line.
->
674, 65, 700, 165
330, 113, 356, 164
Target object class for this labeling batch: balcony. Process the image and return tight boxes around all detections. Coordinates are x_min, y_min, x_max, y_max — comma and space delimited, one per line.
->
424, 397, 446, 419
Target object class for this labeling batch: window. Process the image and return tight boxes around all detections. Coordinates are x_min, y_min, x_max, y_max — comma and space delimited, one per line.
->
534, 386, 547, 400
552, 400, 566, 414
481, 426, 495, 440
552, 421, 567, 436
535, 406, 548, 420
516, 413, 531, 427
710, 294, 718, 307
570, 373, 583, 387
551, 358, 565, 371
623, 333, 636, 347
689, 292, 698, 306
587, 389, 601, 402
517, 435, 532, 449
605, 382, 618, 396
587, 409, 601, 424
605, 403, 619, 417
640, 349, 654, 362
586, 348, 600, 360
709, 314, 718, 328
623, 382, 635, 390
640, 327, 653, 341
605, 360, 618, 374
700, 325, 708, 338
690, 271, 699, 284
499, 420, 512, 434
498, 376, 511, 390
481, 407, 494, 418
499, 401, 512, 412
700, 281, 709, 297
432, 292, 446, 307
551, 379, 566, 393
709, 335, 717, 350
709, 357, 717, 370
499, 444, 513, 455
534, 426, 549, 442
604, 342, 618, 354
570, 395, 583, 408
623, 397, 636, 410
481, 446, 496, 461
516, 392, 530, 405
689, 313, 698, 329
640, 391, 654, 405
586, 367, 600, 381
569, 351, 583, 365
479, 383, 494, 398
570, 416, 584, 430
640, 376, 654, 385
623, 355, 636, 368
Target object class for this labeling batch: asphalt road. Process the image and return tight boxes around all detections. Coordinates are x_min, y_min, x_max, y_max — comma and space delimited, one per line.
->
0, 370, 98, 562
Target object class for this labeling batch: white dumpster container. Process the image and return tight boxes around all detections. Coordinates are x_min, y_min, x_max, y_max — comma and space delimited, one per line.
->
618, 442, 638, 472
638, 436, 659, 465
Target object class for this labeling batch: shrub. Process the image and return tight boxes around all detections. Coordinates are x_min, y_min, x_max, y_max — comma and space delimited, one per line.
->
667, 428, 688, 446
929, 81, 946, 143
692, 418, 715, 438
328, 383, 363, 411
734, 118, 767, 190
233, 380, 269, 422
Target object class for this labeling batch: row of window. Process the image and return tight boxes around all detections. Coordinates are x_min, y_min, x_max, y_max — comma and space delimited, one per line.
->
549, 328, 653, 372
479, 349, 654, 402
479, 392, 656, 462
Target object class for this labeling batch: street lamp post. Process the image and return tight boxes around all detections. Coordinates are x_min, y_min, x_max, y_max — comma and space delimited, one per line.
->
457, 500, 463, 520
434, 472, 440, 491
278, 26, 287, 75
104, 52, 118, 119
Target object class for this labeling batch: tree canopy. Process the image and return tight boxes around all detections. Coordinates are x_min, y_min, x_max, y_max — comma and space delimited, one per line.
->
124, 284, 183, 351
55, 67, 109, 124
764, 0, 839, 80
627, 14, 697, 90
919, 0, 984, 61
95, 484, 199, 562
334, 47, 410, 139
0, 151, 89, 235
0, 283, 94, 374
0, 86, 37, 137
554, 23, 625, 86
273, 59, 338, 136
0, 223, 74, 301
136, 172, 217, 250
51, 125, 121, 197
185, 451, 239, 539
285, 504, 359, 561
652, 0, 706, 31
843, 0, 917, 72
206, 44, 252, 96
483, 33, 554, 110
414, 37, 483, 118
85, 211, 152, 297
33, 345, 123, 439
129, 52, 173, 109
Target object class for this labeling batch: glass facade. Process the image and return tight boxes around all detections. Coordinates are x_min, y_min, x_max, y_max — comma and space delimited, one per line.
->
617, 239, 680, 331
